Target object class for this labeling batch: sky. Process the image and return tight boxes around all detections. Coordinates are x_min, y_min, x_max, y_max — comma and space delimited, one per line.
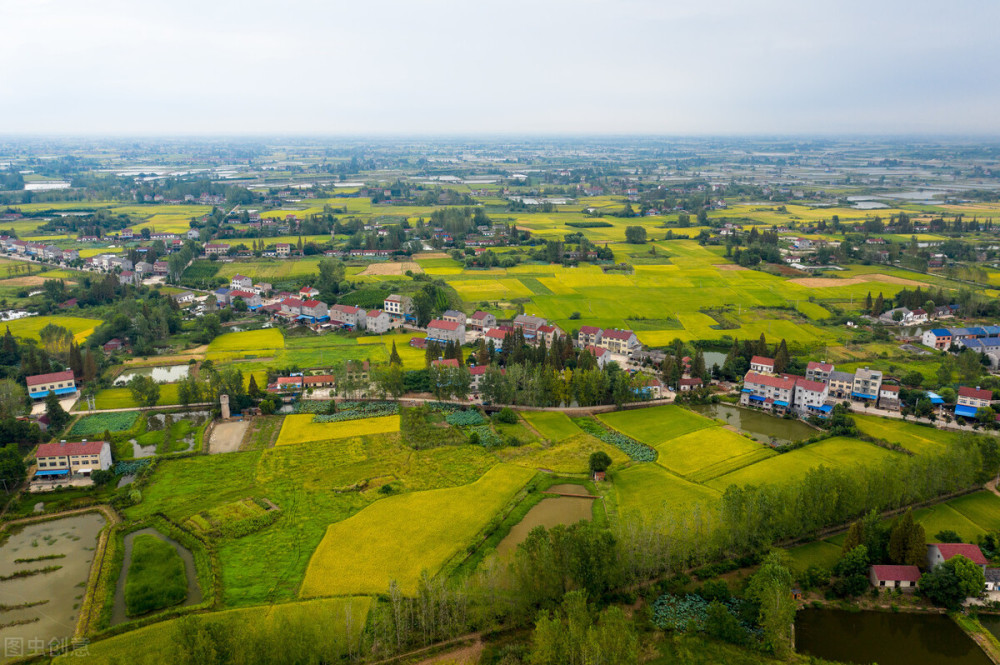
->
2, 0, 1000, 135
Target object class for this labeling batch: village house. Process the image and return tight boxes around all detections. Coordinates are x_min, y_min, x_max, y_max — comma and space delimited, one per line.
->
922, 328, 953, 350
304, 375, 335, 389
103, 338, 124, 353
205, 243, 229, 256
637, 376, 664, 399
118, 270, 137, 286
153, 260, 169, 276
467, 311, 496, 332
878, 384, 901, 411
749, 356, 775, 374
598, 328, 640, 355
134, 261, 153, 276
268, 376, 303, 393
427, 319, 466, 344
869, 565, 920, 592
229, 290, 262, 308
793, 378, 830, 417
442, 310, 467, 326
384, 294, 414, 318
512, 314, 548, 340
432, 358, 460, 369
26, 371, 78, 401
363, 309, 393, 334
34, 440, 112, 479
276, 243, 291, 257
280, 297, 305, 316
879, 307, 913, 324
805, 361, 834, 383
584, 344, 610, 368
678, 377, 703, 392
172, 291, 195, 304
536, 324, 564, 347
955, 386, 994, 418
329, 304, 365, 328
927, 543, 988, 574
852, 367, 883, 402
827, 370, 854, 400
577, 325, 603, 347
186, 228, 201, 240
231, 274, 253, 291
301, 300, 329, 321
484, 328, 510, 350
740, 372, 795, 414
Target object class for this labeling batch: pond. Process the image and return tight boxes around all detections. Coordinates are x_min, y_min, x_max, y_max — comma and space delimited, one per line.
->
0, 512, 106, 653
496, 486, 595, 557
111, 527, 201, 625
131, 410, 210, 458
114, 364, 190, 386
691, 403, 817, 446
974, 614, 1000, 642
796, 609, 991, 665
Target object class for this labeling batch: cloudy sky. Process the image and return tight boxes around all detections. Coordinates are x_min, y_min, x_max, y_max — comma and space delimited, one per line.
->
2, 0, 999, 135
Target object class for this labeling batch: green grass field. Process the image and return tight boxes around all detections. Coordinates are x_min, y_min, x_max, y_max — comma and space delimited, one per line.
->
93, 384, 182, 409
656, 427, 775, 481
705, 437, 899, 491
520, 411, 583, 442
495, 432, 628, 474
786, 539, 844, 573
853, 415, 961, 455
597, 405, 716, 446
124, 534, 188, 617
275, 414, 401, 446
300, 464, 536, 596
613, 463, 720, 523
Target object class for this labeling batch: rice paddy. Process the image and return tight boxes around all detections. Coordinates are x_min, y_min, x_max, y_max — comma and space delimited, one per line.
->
4, 314, 101, 344
275, 414, 401, 446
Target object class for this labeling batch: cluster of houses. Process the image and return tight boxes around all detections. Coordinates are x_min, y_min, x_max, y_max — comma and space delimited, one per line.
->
740, 358, 892, 417
0, 236, 80, 263
879, 305, 958, 325
870, 543, 999, 598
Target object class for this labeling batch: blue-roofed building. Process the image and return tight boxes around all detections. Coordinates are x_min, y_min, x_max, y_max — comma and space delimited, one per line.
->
921, 328, 953, 350
214, 287, 231, 305
961, 337, 1000, 353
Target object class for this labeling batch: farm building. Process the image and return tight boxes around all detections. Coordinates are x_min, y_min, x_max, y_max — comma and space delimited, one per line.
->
35, 440, 112, 478
869, 565, 920, 591
927, 543, 988, 573
26, 370, 77, 400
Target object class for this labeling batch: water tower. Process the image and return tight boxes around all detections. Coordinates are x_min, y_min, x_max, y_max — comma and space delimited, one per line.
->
220, 394, 230, 420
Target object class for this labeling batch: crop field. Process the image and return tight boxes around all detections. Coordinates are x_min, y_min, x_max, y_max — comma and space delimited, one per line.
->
300, 464, 536, 596
67, 411, 141, 437
705, 437, 899, 490
213, 257, 325, 282
495, 432, 628, 474
4, 314, 101, 343
275, 414, 401, 446
56, 596, 371, 665
613, 464, 720, 523
520, 410, 583, 442
93, 384, 182, 409
656, 428, 775, 482
943, 491, 1000, 533
206, 328, 284, 361
853, 415, 961, 455
356, 332, 426, 369
598, 405, 716, 446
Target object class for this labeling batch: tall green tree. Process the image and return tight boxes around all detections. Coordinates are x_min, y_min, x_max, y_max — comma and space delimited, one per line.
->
746, 552, 796, 658
127, 375, 161, 407
888, 510, 926, 566
44, 390, 70, 431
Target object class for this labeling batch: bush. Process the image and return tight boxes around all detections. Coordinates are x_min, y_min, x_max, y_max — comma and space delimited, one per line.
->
494, 407, 518, 424
446, 409, 486, 426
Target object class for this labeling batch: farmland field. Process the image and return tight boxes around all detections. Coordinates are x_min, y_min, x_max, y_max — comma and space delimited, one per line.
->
93, 384, 182, 409
206, 328, 284, 361
4, 314, 101, 343
613, 463, 720, 522
67, 411, 141, 437
300, 464, 536, 596
655, 428, 775, 481
520, 410, 583, 442
598, 405, 715, 446
853, 415, 961, 455
705, 437, 900, 490
275, 414, 401, 446
495, 432, 628, 474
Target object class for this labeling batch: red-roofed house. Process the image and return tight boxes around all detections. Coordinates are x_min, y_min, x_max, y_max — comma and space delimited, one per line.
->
484, 328, 510, 350
427, 319, 466, 344
536, 324, 565, 347
299, 286, 319, 298
805, 361, 834, 383
363, 309, 393, 334
638, 376, 664, 399
879, 384, 901, 411
26, 370, 77, 400
468, 311, 496, 331
598, 328, 640, 355
470, 364, 504, 393
432, 358, 460, 369
268, 375, 304, 393
793, 377, 829, 416
229, 290, 262, 308
329, 304, 365, 327
584, 344, 610, 368
928, 543, 988, 573
303, 375, 334, 388
301, 300, 328, 320
35, 440, 111, 477
958, 386, 994, 409
678, 377, 703, 392
280, 297, 305, 316
577, 325, 602, 347
750, 356, 775, 373
869, 565, 921, 591
740, 371, 795, 413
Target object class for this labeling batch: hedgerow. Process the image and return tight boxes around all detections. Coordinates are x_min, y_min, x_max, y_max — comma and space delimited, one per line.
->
576, 418, 657, 461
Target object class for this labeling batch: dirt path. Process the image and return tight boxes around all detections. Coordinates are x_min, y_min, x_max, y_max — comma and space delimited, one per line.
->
416, 640, 484, 665
369, 633, 483, 665
208, 420, 250, 454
